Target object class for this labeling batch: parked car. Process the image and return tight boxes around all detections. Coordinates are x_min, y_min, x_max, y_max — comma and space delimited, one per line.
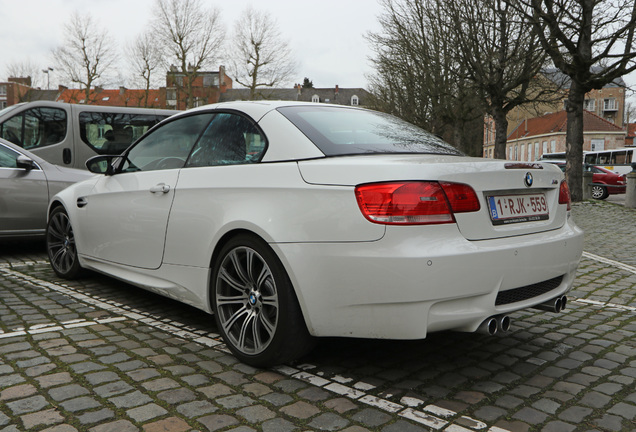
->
586, 165, 626, 199
0, 101, 178, 169
0, 138, 94, 240
542, 161, 626, 199
46, 101, 584, 366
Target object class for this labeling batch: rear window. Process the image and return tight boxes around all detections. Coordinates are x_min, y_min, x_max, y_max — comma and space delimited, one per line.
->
277, 106, 461, 156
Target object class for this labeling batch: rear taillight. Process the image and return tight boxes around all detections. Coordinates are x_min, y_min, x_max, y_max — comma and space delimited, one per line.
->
439, 182, 482, 213
559, 180, 571, 210
355, 181, 480, 225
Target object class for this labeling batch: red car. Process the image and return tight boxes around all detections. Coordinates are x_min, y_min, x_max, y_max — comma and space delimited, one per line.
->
586, 165, 627, 199
546, 162, 626, 200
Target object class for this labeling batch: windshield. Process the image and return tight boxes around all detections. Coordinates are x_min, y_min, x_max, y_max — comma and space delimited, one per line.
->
277, 105, 462, 157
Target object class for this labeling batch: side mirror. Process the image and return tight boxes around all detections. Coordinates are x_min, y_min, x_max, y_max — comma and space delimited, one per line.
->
16, 155, 36, 170
86, 155, 118, 175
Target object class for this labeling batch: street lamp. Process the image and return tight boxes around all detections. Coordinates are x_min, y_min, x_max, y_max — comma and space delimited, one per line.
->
42, 67, 54, 90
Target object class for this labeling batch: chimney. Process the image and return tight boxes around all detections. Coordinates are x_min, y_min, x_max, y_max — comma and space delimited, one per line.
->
119, 86, 127, 96
335, 84, 339, 94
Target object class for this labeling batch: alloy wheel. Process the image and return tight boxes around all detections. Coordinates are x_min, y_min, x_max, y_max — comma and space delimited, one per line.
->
591, 185, 607, 200
215, 246, 279, 355
47, 210, 78, 275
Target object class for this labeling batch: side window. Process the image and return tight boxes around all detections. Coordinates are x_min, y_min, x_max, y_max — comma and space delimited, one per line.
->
0, 114, 23, 146
121, 114, 213, 172
79, 112, 166, 155
0, 144, 19, 168
185, 113, 267, 168
0, 108, 67, 150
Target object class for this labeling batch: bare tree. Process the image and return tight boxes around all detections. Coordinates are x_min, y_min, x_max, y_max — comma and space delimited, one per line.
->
126, 32, 165, 107
52, 12, 117, 102
228, 7, 296, 100
442, 0, 556, 160
151, 0, 225, 109
367, 0, 485, 155
4, 60, 47, 89
512, 0, 636, 201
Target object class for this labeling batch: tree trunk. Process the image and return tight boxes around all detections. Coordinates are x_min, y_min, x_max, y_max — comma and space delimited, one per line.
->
492, 106, 509, 160
565, 81, 585, 202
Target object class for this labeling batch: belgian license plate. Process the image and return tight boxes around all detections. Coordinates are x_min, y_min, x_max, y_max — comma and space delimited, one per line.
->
487, 194, 549, 225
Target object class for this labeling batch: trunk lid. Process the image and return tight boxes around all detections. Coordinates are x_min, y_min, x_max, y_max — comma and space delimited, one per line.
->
297, 155, 568, 241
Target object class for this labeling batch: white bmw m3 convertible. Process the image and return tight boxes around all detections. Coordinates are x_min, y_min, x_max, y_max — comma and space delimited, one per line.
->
46, 101, 584, 366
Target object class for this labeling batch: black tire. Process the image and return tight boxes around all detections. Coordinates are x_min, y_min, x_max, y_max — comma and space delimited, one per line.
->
591, 185, 609, 200
47, 206, 83, 279
211, 234, 314, 367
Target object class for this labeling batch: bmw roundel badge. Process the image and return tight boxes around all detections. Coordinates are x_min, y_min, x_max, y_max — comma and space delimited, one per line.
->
524, 172, 533, 187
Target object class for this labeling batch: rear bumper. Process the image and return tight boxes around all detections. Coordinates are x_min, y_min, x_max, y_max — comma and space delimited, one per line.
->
273, 219, 583, 339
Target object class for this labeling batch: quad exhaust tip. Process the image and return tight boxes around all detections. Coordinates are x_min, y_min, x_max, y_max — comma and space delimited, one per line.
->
532, 295, 568, 313
478, 315, 511, 336
478, 295, 567, 337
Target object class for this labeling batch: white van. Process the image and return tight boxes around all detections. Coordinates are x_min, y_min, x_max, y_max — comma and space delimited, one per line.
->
0, 101, 179, 169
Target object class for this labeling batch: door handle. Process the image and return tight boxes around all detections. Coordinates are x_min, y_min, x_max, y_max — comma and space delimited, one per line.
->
63, 148, 72, 165
77, 197, 87, 208
149, 183, 170, 194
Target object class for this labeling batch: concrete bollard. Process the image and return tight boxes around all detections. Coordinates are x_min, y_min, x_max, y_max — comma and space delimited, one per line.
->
583, 171, 593, 200
625, 165, 636, 208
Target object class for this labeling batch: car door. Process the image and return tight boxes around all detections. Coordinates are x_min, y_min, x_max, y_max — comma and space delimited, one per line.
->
0, 142, 49, 236
76, 113, 214, 269
162, 112, 269, 267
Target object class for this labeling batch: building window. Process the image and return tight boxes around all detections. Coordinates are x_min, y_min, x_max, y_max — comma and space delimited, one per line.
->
0, 85, 6, 96
203, 74, 219, 87
584, 99, 595, 111
604, 98, 618, 111
312, 95, 319, 103
351, 95, 359, 106
551, 140, 556, 153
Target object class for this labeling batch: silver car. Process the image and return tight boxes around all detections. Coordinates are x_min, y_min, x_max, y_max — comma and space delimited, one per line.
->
0, 138, 93, 239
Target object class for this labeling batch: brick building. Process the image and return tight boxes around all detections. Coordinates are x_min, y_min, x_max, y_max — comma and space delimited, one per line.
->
0, 77, 33, 109
504, 110, 626, 162
219, 84, 371, 107
483, 69, 628, 159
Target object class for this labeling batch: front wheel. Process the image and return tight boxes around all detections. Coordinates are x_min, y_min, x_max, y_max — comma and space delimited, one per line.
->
591, 185, 608, 200
47, 206, 83, 279
211, 234, 314, 367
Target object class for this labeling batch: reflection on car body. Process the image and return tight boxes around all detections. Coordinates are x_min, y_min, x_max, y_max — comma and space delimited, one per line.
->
46, 101, 584, 367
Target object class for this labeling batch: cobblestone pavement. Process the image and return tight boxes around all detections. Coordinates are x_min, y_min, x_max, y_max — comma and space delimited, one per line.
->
0, 200, 634, 432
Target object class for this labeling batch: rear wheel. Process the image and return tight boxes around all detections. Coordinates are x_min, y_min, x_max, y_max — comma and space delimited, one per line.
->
591, 185, 608, 200
47, 206, 83, 279
211, 234, 314, 367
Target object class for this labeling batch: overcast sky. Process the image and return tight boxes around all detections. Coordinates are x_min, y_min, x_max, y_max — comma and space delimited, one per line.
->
0, 0, 384, 90
2, 0, 634, 104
